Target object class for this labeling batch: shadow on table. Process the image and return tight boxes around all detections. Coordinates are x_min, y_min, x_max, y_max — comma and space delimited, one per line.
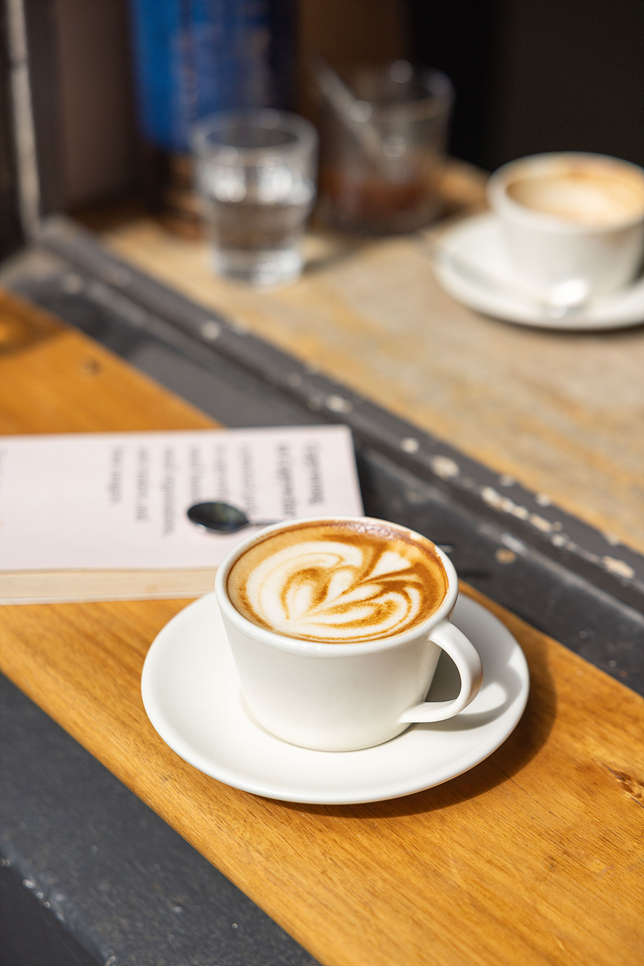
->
278, 625, 556, 818
486, 311, 644, 337
302, 233, 373, 276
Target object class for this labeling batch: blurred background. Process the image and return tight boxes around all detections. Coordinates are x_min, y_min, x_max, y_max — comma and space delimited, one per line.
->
1, 0, 643, 257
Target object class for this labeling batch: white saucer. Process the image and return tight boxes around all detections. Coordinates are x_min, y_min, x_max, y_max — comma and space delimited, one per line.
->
141, 593, 529, 804
432, 212, 644, 330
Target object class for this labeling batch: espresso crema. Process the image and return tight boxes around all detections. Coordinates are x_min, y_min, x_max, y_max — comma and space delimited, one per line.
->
506, 163, 644, 228
227, 520, 448, 643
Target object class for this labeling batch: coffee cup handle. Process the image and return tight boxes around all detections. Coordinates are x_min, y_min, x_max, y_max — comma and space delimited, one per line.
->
398, 620, 484, 723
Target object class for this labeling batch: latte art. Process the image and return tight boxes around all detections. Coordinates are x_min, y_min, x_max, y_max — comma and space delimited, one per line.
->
507, 167, 644, 227
227, 521, 448, 642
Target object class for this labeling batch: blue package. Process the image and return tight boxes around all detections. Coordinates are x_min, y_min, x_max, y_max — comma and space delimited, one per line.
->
128, 0, 297, 153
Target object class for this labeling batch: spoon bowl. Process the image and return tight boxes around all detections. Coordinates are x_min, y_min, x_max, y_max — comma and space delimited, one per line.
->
187, 502, 278, 534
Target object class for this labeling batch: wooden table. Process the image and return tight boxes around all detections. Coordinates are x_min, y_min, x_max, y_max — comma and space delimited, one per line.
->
1, 215, 644, 965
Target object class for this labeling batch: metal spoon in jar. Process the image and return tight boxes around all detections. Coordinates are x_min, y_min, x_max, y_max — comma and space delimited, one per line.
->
187, 501, 278, 534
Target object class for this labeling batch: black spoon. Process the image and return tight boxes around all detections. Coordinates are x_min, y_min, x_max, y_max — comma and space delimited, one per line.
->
187, 501, 278, 533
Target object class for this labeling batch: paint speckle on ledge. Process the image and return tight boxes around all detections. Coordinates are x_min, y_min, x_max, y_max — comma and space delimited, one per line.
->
400, 436, 419, 454
603, 532, 621, 547
482, 488, 559, 535
431, 454, 459, 478
201, 320, 222, 341
326, 394, 353, 414
602, 556, 635, 580
500, 533, 525, 554
530, 513, 553, 533
495, 547, 517, 564
482, 487, 528, 520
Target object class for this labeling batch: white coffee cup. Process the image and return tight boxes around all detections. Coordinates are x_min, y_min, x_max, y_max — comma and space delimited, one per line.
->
487, 152, 644, 300
214, 516, 483, 752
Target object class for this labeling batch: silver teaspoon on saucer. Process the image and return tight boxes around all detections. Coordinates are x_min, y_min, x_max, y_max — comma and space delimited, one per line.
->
187, 501, 279, 533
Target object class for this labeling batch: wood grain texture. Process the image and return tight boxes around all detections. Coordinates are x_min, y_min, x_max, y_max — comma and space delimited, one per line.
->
1, 288, 644, 966
98, 173, 644, 562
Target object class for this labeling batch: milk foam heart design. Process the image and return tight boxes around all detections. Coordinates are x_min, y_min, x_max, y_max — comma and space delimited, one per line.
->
236, 539, 432, 641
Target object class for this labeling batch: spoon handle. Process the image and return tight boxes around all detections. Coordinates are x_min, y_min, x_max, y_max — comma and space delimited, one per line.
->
429, 240, 588, 318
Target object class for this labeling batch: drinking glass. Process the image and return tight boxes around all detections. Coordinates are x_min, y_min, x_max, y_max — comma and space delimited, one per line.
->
316, 61, 453, 234
191, 109, 318, 287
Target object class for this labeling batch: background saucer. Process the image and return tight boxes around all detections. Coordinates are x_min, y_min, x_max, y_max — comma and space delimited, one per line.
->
433, 212, 644, 330
141, 593, 530, 804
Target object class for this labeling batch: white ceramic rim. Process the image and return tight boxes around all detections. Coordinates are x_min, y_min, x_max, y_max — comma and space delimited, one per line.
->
214, 515, 459, 657
487, 151, 644, 235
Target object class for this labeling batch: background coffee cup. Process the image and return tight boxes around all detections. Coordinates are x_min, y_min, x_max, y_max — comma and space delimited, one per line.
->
487, 152, 644, 300
214, 516, 483, 752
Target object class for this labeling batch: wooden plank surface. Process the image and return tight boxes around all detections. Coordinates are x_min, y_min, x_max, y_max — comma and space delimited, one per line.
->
1, 289, 644, 965
95, 174, 644, 564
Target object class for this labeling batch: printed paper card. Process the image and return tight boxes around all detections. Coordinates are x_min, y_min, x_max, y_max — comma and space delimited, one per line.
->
0, 425, 363, 602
